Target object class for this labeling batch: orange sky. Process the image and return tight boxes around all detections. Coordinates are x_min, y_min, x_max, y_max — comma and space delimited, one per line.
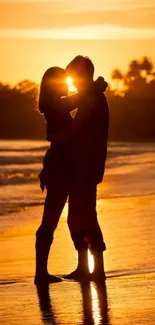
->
0, 0, 155, 85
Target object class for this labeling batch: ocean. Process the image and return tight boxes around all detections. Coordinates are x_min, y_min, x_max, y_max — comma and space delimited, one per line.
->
0, 140, 155, 215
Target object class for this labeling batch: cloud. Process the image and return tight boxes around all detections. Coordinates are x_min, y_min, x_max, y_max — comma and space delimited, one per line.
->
1, 1, 155, 13
0, 0, 155, 8
0, 25, 155, 40
49, 0, 155, 13
1, 1, 155, 30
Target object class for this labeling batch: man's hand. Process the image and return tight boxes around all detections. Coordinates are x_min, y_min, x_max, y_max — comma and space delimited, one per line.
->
95, 77, 108, 92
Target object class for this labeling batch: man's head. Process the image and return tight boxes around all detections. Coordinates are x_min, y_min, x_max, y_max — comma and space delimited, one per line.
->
66, 55, 94, 92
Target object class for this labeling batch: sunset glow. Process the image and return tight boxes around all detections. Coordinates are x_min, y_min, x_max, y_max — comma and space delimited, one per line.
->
1, 26, 155, 40
0, 0, 155, 84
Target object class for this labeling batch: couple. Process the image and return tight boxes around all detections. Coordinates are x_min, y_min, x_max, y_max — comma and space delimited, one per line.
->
34, 55, 109, 285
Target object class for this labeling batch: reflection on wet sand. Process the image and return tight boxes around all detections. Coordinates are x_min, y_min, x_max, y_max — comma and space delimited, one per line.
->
91, 283, 102, 324
80, 281, 109, 325
36, 285, 57, 324
36, 280, 109, 325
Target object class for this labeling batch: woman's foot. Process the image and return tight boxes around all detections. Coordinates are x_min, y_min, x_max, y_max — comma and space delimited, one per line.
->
64, 269, 89, 281
34, 273, 62, 285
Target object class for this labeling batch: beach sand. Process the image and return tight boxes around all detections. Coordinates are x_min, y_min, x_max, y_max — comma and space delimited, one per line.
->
0, 184, 155, 325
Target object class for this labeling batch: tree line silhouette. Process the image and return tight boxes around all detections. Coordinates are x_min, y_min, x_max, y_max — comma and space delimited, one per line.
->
0, 56, 155, 141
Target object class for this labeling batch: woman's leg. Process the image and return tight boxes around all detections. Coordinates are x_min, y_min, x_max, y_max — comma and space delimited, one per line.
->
35, 184, 68, 285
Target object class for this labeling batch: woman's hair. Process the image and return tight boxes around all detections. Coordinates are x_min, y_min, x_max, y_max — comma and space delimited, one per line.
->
41, 67, 65, 90
39, 67, 66, 113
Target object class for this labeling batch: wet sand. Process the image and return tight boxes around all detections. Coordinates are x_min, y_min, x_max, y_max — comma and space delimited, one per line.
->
0, 187, 155, 325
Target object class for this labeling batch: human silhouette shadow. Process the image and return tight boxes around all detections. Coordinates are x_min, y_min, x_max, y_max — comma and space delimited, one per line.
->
36, 284, 57, 324
80, 280, 109, 325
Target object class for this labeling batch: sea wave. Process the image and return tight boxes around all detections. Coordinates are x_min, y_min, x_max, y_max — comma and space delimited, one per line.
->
1, 140, 155, 216
0, 201, 44, 216
0, 155, 43, 166
0, 145, 48, 152
0, 170, 40, 186
0, 183, 45, 216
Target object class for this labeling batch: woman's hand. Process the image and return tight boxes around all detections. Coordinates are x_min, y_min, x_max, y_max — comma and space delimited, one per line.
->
39, 170, 46, 192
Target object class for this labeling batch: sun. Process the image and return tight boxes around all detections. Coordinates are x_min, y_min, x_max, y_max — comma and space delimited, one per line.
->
66, 77, 73, 86
66, 76, 77, 93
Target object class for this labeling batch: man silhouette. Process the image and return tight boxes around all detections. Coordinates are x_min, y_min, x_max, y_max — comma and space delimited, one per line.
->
66, 56, 109, 280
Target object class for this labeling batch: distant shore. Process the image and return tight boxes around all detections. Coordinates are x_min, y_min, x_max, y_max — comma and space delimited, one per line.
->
1, 137, 155, 143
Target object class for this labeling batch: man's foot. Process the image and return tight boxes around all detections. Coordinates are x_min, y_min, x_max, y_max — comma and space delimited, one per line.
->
64, 269, 89, 281
34, 273, 62, 285
89, 271, 106, 282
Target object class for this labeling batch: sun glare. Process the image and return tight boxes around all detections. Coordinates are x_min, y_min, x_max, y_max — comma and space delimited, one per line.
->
66, 77, 77, 93
69, 85, 77, 93
66, 77, 73, 86
88, 249, 94, 273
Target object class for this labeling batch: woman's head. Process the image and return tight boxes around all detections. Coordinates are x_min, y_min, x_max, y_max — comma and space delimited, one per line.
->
40, 67, 68, 97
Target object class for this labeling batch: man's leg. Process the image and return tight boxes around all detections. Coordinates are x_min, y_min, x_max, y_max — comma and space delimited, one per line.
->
66, 184, 106, 280
35, 185, 68, 285
88, 225, 106, 280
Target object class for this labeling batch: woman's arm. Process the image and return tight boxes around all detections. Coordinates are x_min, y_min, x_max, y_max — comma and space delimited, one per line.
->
39, 90, 80, 116
60, 93, 81, 112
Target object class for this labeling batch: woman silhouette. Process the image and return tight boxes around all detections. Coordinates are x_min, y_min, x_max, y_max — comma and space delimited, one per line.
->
35, 67, 75, 285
